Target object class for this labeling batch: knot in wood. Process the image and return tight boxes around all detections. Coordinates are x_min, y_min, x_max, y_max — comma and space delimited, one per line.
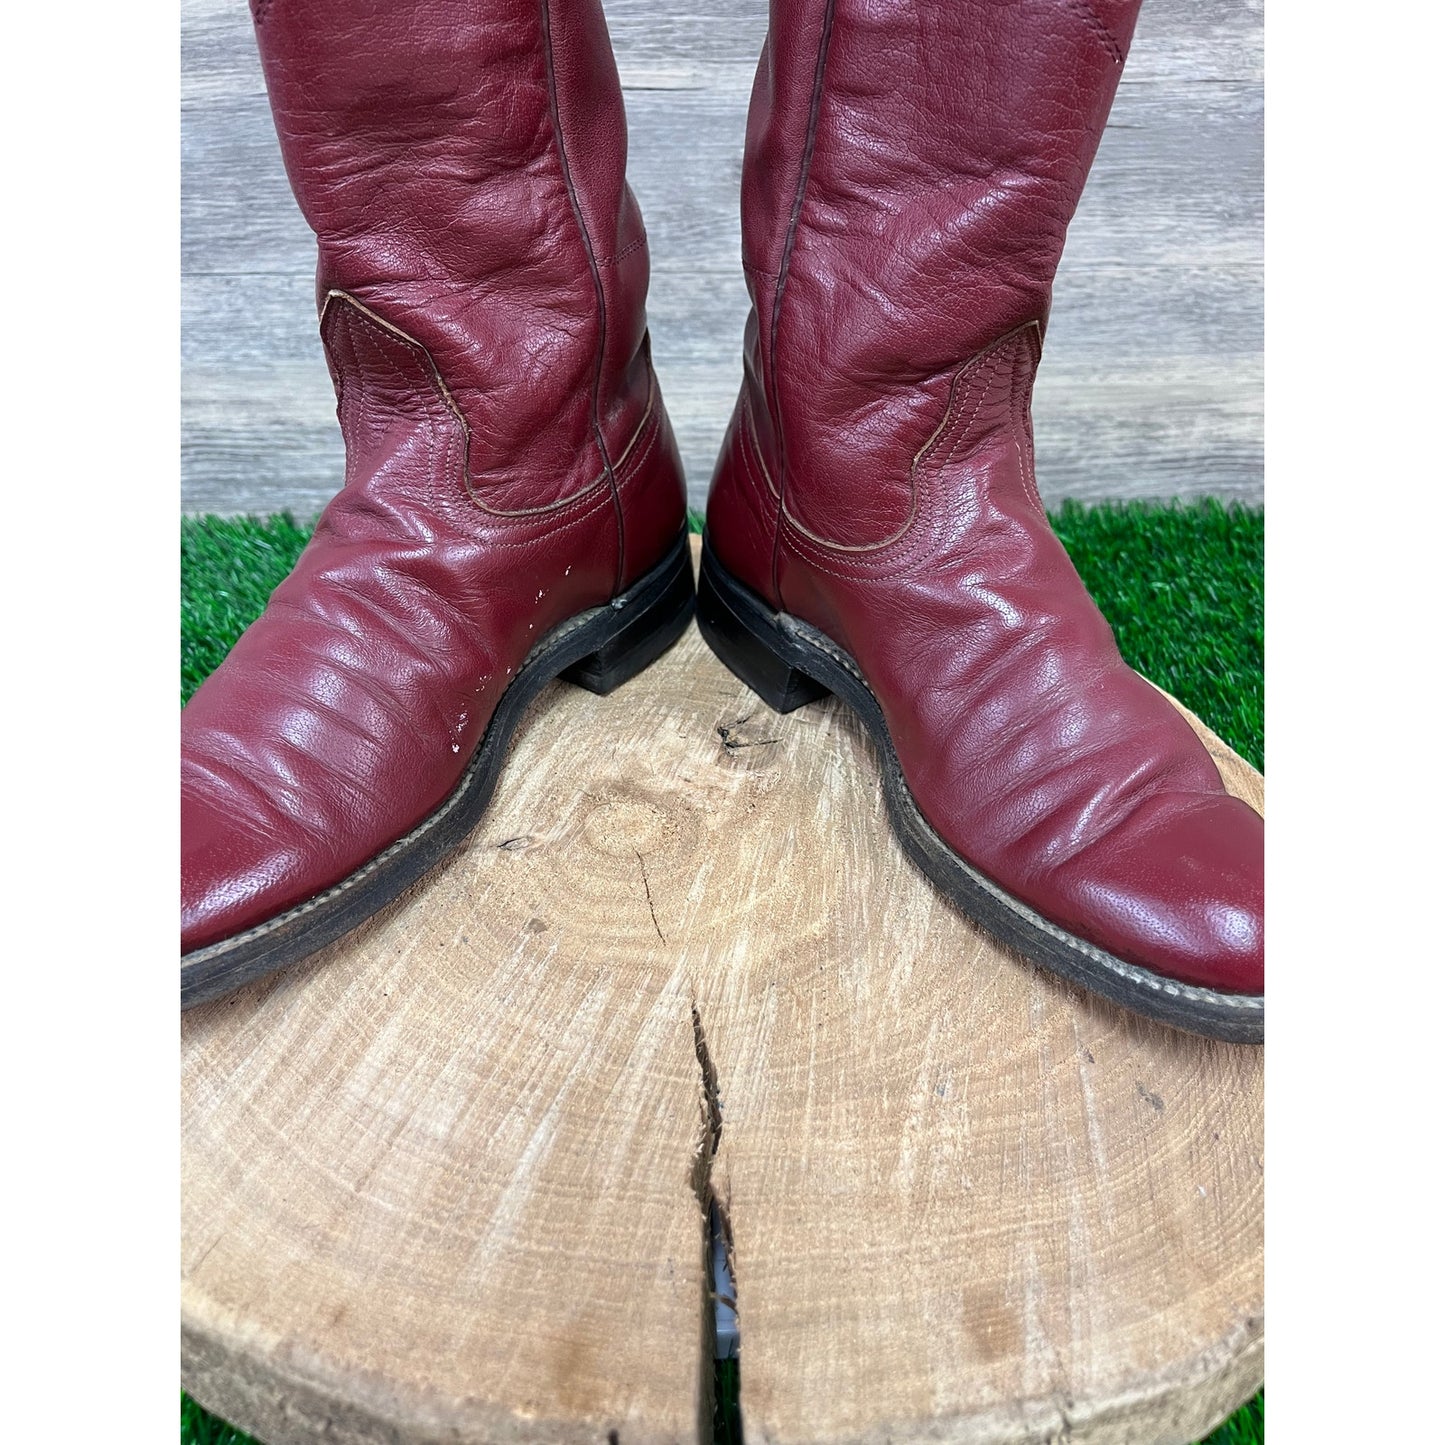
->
582, 796, 676, 860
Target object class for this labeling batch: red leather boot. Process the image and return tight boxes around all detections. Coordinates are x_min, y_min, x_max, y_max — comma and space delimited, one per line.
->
181, 0, 690, 1006
699, 0, 1263, 1041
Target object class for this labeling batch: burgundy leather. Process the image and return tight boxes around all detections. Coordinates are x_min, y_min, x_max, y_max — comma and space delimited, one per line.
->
706, 0, 1263, 994
182, 0, 685, 953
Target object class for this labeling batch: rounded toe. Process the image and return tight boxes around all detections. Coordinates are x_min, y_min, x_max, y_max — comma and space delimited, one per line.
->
181, 779, 300, 956
1055, 793, 1263, 996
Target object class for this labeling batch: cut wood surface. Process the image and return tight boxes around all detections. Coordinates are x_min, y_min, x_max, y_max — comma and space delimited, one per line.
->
181, 545, 1264, 1445
181, 0, 1262, 516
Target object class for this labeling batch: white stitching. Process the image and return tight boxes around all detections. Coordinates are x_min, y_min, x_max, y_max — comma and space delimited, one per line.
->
327, 295, 637, 520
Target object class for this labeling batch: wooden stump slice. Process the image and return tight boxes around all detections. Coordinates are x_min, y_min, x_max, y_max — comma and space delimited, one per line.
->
182, 540, 1263, 1445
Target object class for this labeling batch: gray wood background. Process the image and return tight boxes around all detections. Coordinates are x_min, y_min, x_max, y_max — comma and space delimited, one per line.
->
181, 0, 1262, 517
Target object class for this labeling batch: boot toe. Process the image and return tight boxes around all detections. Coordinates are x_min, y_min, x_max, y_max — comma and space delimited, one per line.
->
1053, 792, 1263, 996
181, 780, 314, 956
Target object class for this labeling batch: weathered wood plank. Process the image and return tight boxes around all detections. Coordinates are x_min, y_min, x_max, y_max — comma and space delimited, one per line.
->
182, 545, 1265, 1443
181, 0, 1261, 512
182, 266, 1260, 516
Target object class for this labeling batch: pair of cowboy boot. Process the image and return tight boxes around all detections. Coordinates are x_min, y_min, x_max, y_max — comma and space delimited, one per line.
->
182, 0, 1263, 1041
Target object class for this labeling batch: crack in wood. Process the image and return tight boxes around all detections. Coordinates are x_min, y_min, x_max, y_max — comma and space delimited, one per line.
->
717, 715, 780, 753
636, 850, 665, 942
691, 1006, 723, 1162
690, 1004, 741, 1430
188, 1232, 225, 1276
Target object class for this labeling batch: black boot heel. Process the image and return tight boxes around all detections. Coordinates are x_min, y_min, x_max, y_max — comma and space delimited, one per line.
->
696, 534, 830, 714
563, 531, 697, 695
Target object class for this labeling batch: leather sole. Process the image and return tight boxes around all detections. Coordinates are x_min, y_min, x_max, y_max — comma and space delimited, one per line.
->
180, 531, 696, 1010
695, 533, 1263, 1044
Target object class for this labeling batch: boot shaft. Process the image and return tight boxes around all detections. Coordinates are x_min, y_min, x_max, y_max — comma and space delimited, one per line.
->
251, 0, 654, 514
727, 0, 1142, 553
696, 1, 1264, 1021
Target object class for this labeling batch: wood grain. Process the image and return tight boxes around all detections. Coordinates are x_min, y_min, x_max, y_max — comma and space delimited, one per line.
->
180, 0, 1262, 516
181, 544, 1264, 1445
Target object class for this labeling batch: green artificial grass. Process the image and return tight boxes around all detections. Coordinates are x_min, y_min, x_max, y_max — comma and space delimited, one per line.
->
1201, 1389, 1265, 1445
181, 513, 312, 704
180, 500, 1263, 1445
181, 1392, 262, 1445
1050, 499, 1263, 771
